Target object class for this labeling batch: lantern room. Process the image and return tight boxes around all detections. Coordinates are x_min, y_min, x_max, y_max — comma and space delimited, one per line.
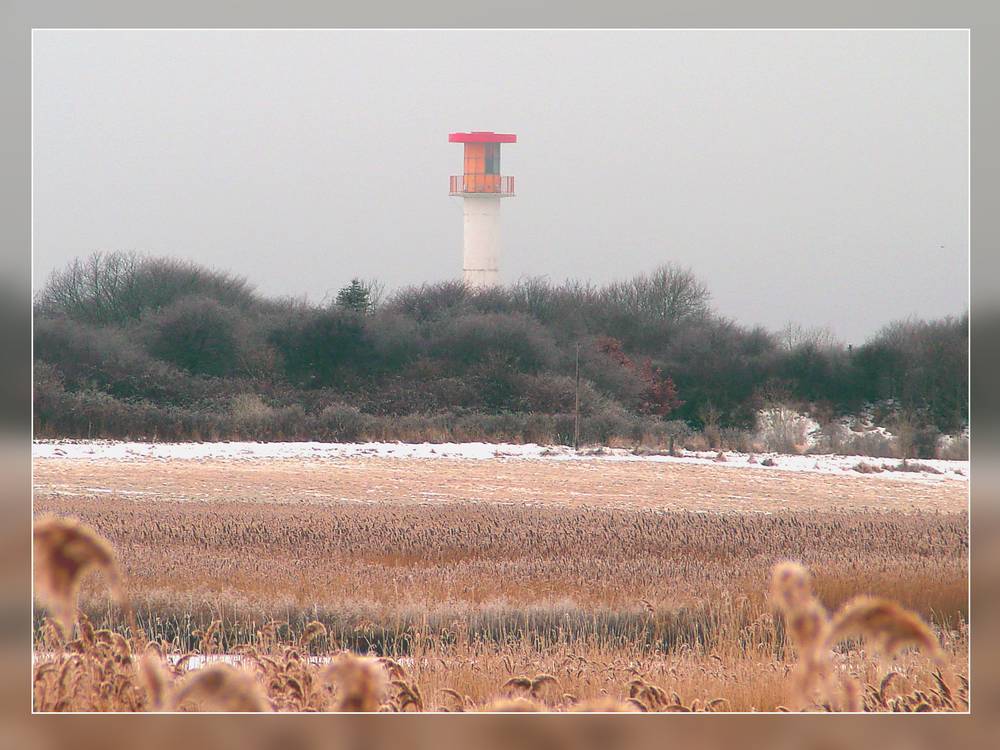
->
448, 131, 516, 196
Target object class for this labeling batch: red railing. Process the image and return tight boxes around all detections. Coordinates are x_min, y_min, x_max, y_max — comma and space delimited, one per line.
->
449, 175, 515, 196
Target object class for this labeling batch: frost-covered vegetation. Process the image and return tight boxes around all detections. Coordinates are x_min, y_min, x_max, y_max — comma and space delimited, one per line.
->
33, 251, 968, 457
33, 503, 967, 712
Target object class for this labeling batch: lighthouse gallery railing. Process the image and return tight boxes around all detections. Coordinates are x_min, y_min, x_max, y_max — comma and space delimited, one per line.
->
449, 175, 516, 196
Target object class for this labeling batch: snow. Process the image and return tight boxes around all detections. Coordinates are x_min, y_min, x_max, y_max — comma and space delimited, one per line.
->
31, 651, 418, 672
33, 439, 968, 483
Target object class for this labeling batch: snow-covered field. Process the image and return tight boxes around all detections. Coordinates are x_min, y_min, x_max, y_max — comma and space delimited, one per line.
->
32, 439, 968, 483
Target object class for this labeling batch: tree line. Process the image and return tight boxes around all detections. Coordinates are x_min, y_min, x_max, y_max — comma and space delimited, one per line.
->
32, 251, 968, 448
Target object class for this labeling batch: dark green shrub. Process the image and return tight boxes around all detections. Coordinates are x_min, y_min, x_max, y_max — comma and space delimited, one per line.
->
145, 296, 243, 377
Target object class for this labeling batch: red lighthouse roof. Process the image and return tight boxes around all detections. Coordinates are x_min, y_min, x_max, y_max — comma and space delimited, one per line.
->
448, 131, 517, 143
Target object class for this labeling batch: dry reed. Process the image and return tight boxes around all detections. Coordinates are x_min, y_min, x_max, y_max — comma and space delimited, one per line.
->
33, 516, 129, 638
32, 452, 968, 713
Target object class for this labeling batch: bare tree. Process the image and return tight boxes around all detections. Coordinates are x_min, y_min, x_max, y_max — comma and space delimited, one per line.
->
662, 419, 691, 456
644, 263, 711, 321
36, 250, 256, 324
36, 250, 142, 324
778, 321, 839, 351
698, 401, 722, 449
362, 279, 386, 311
893, 411, 918, 465
603, 263, 711, 323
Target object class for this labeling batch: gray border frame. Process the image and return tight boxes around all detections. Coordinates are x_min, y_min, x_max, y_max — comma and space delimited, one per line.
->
5, 0, 998, 743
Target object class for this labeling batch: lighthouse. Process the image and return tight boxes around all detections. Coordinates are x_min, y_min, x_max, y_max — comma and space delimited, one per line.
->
449, 131, 517, 287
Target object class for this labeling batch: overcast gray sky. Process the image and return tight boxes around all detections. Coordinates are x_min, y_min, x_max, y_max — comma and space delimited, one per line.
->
32, 29, 968, 345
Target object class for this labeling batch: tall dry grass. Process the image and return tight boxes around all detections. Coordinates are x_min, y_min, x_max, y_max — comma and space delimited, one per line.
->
40, 492, 966, 640
33, 507, 967, 713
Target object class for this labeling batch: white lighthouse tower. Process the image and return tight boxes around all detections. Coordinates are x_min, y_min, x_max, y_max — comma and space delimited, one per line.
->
448, 131, 517, 287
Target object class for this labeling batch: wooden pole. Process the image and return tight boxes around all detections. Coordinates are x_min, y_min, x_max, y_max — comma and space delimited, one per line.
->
574, 342, 580, 451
